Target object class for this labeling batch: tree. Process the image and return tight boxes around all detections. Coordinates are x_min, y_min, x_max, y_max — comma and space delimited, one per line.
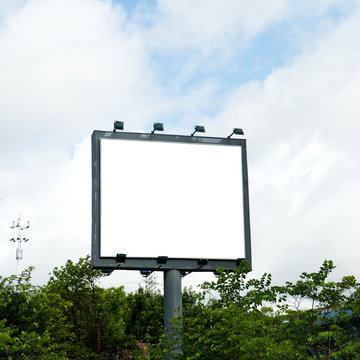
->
0, 268, 70, 359
97, 286, 129, 357
1, 257, 359, 359
44, 255, 104, 358
0, 267, 36, 332
179, 260, 360, 360
281, 260, 360, 359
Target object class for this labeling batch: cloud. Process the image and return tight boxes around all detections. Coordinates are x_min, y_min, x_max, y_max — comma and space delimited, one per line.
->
0, 0, 163, 284
0, 0, 165, 283
0, 0, 165, 153
0, 0, 25, 23
141, 0, 357, 81
213, 5, 360, 281
1, 0, 360, 291
0, 136, 90, 280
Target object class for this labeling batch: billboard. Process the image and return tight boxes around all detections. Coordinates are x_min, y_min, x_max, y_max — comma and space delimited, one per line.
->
91, 130, 251, 271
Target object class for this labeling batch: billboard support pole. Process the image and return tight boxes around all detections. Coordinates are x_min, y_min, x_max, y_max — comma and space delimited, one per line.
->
164, 270, 182, 358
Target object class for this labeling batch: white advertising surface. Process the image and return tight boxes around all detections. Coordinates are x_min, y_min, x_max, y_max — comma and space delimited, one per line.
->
100, 138, 245, 259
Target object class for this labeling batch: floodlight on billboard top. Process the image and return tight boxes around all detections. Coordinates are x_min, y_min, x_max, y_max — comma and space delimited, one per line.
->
91, 130, 251, 271
191, 125, 205, 136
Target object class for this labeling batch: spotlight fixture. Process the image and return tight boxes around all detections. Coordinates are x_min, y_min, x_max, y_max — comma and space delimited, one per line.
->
140, 270, 152, 277
157, 256, 168, 264
197, 259, 208, 266
228, 128, 244, 138
151, 122, 164, 134
102, 268, 113, 275
213, 271, 221, 278
191, 125, 205, 136
115, 253, 127, 263
113, 121, 124, 132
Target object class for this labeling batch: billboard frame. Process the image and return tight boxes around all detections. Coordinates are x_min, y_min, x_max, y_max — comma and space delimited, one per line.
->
91, 130, 251, 272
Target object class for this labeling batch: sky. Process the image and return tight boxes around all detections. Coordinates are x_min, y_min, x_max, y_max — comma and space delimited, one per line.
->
0, 0, 359, 292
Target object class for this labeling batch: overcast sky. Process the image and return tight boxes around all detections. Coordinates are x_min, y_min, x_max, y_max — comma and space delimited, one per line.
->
0, 0, 359, 292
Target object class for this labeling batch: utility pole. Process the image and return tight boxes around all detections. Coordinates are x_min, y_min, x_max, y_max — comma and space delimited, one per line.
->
10, 215, 30, 275
144, 272, 158, 293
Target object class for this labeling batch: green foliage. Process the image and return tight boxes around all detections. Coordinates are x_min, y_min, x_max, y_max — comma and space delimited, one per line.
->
125, 287, 163, 342
97, 286, 128, 355
280, 260, 360, 360
180, 260, 360, 360
0, 267, 37, 332
0, 270, 69, 359
1, 258, 360, 359
45, 255, 104, 355
181, 262, 299, 359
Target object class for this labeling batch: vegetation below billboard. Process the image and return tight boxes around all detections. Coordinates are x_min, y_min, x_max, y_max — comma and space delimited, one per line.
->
0, 257, 359, 359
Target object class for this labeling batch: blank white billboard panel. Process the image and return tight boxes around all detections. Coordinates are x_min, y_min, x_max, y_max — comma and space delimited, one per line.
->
100, 138, 244, 259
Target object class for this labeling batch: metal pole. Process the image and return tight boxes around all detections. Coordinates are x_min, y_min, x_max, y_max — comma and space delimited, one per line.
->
164, 270, 182, 358
10, 216, 29, 276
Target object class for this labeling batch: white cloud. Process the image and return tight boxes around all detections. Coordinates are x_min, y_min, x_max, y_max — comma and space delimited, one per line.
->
0, 0, 25, 22
0, 0, 165, 153
214, 5, 360, 282
1, 0, 360, 292
0, 136, 91, 281
0, 0, 166, 286
147, 0, 302, 54
143, 0, 357, 65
